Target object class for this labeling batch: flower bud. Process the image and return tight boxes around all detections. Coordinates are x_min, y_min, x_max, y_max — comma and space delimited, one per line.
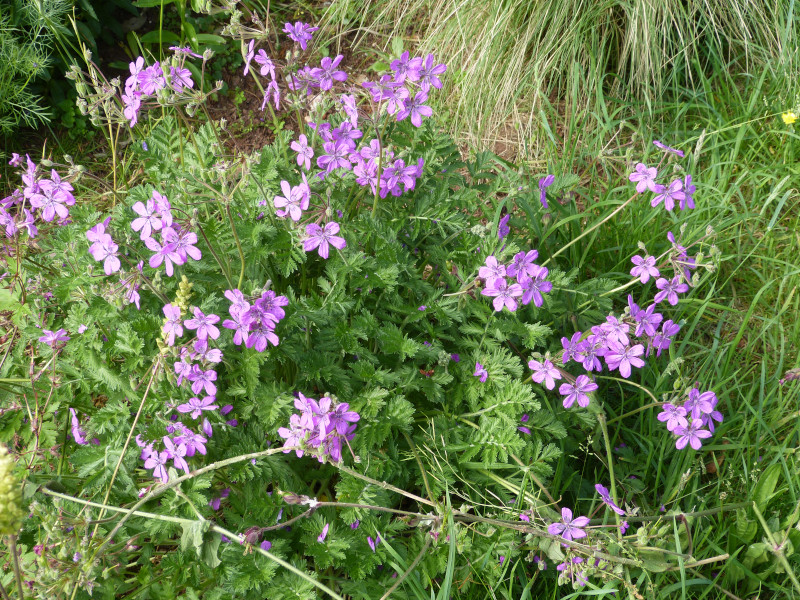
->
0, 445, 24, 535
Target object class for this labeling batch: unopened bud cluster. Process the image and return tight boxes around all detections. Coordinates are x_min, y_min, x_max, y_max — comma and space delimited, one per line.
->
0, 445, 23, 535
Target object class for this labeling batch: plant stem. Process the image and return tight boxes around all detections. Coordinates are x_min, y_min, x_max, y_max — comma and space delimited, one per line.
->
596, 412, 622, 538
89, 446, 292, 561
225, 204, 247, 289
9, 535, 24, 600
752, 501, 800, 594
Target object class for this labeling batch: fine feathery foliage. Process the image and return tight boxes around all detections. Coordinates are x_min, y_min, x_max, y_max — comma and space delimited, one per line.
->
2, 4, 800, 599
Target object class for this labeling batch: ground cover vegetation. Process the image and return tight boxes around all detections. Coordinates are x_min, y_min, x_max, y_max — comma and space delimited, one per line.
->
0, 0, 799, 599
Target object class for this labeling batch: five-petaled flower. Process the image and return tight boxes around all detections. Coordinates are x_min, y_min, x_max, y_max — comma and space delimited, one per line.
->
529, 359, 562, 390
303, 222, 347, 259
548, 507, 590, 541
473, 362, 488, 382
39, 328, 70, 346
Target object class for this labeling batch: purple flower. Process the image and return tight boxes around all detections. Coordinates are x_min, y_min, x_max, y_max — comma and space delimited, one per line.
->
188, 366, 217, 396
39, 328, 70, 346
177, 396, 219, 419
478, 255, 506, 285
260, 540, 272, 551
681, 175, 696, 210
651, 178, 685, 211
396, 91, 433, 127
657, 403, 688, 432
303, 222, 347, 259
653, 140, 685, 157
317, 141, 352, 173
144, 450, 170, 483
69, 409, 89, 445
417, 54, 446, 91
162, 304, 183, 346
451, 353, 460, 362
654, 276, 689, 306
273, 180, 310, 221
283, 21, 318, 50
29, 187, 69, 222
529, 359, 562, 390
390, 51, 423, 82
674, 420, 712, 450
254, 50, 275, 80
138, 63, 166, 95
519, 268, 552, 307
547, 507, 589, 541
367, 535, 380, 552
169, 66, 194, 91
163, 436, 189, 474
481, 277, 523, 312
652, 319, 681, 356
173, 228, 202, 263
506, 249, 540, 280
145, 232, 181, 276
473, 361, 488, 382
604, 343, 645, 378
131, 198, 163, 240
311, 55, 347, 90
538, 175, 555, 208
290, 134, 314, 170
633, 303, 663, 337
87, 234, 121, 275
184, 308, 221, 341
318, 523, 329, 543
630, 254, 659, 283
628, 163, 660, 194
498, 214, 511, 240
559, 374, 598, 408
595, 484, 626, 516
560, 331, 584, 365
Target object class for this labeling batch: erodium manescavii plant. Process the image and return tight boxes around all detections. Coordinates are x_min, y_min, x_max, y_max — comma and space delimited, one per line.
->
4, 5, 777, 599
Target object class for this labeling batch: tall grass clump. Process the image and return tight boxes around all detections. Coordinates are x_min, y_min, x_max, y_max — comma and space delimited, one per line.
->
320, 0, 797, 152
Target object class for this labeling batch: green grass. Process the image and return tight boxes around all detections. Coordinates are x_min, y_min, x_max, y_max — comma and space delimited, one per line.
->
320, 0, 797, 154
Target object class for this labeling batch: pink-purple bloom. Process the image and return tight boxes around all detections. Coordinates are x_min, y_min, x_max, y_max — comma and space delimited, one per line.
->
303, 222, 347, 259
630, 254, 659, 283
39, 328, 70, 346
559, 375, 598, 408
184, 308, 221, 341
473, 361, 488, 382
595, 484, 626, 516
628, 163, 660, 194
548, 507, 589, 541
529, 359, 562, 390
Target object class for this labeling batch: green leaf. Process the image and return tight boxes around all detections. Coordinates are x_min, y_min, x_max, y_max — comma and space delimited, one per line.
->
753, 463, 782, 512
140, 30, 182, 45
201, 531, 222, 568
181, 520, 209, 557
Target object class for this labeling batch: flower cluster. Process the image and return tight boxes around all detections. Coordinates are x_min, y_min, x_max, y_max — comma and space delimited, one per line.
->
277, 393, 360, 463
138, 422, 208, 484
222, 288, 288, 351
1, 155, 76, 240
658, 386, 721, 450
479, 249, 552, 312
628, 141, 695, 212
123, 49, 197, 127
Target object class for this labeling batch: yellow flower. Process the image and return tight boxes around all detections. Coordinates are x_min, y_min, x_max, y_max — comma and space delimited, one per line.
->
782, 111, 797, 125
